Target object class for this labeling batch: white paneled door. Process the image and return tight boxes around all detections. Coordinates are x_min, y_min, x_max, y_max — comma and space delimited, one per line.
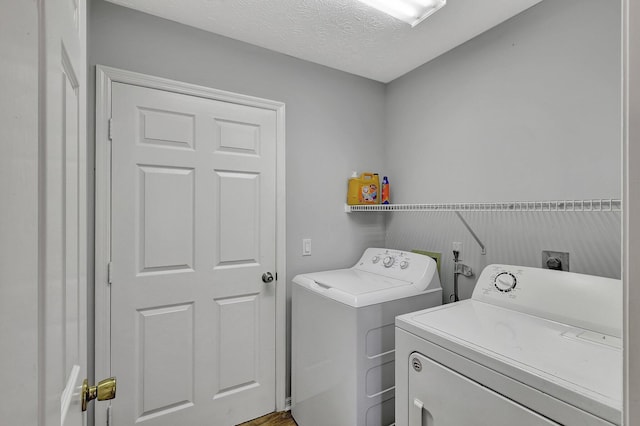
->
42, 0, 88, 425
109, 82, 277, 425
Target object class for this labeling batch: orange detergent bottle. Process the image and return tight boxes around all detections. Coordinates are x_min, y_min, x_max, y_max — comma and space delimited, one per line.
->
359, 173, 379, 204
347, 172, 380, 205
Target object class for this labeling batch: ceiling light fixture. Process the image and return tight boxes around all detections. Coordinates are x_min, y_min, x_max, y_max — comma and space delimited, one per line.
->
357, 0, 447, 27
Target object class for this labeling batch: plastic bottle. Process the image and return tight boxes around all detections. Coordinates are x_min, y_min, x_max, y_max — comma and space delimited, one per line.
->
361, 173, 380, 204
381, 176, 390, 204
347, 171, 361, 205
348, 172, 380, 205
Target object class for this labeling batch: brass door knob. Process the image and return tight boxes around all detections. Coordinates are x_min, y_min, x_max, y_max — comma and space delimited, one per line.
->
82, 377, 117, 411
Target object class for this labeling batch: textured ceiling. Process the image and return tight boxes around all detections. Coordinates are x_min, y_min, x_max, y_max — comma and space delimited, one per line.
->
104, 0, 543, 83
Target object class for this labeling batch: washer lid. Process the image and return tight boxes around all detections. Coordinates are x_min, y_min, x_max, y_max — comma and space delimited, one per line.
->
293, 269, 436, 307
396, 300, 622, 424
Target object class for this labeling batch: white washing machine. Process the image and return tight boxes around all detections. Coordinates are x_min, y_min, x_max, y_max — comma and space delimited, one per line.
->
292, 248, 442, 426
395, 264, 622, 426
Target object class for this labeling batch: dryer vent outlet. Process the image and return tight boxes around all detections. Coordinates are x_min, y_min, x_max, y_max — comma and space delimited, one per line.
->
542, 250, 569, 272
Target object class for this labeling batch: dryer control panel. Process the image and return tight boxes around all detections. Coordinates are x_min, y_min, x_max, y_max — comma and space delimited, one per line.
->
493, 272, 517, 292
474, 265, 526, 300
472, 264, 621, 338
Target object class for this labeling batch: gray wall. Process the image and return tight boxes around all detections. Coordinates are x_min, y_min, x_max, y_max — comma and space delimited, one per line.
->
88, 0, 386, 398
384, 0, 622, 301
88, 0, 622, 404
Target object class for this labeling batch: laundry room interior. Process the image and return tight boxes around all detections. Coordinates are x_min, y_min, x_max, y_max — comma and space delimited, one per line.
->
84, 0, 623, 424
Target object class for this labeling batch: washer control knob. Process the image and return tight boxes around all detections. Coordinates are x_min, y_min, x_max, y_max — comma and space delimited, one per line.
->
372, 256, 380, 264
494, 272, 517, 292
400, 260, 409, 269
383, 256, 395, 268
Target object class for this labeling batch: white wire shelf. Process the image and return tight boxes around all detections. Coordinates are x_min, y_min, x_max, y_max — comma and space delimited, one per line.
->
344, 199, 622, 213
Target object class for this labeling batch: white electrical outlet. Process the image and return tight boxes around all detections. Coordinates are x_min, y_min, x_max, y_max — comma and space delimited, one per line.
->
453, 242, 462, 253
303, 239, 312, 256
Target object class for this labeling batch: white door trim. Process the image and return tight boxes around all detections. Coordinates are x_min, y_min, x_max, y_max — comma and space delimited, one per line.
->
94, 65, 287, 424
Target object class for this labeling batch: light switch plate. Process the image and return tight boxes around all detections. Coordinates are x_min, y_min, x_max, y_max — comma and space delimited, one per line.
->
302, 239, 312, 256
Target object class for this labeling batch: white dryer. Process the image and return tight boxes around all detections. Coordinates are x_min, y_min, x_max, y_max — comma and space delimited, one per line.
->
292, 248, 442, 426
395, 264, 622, 426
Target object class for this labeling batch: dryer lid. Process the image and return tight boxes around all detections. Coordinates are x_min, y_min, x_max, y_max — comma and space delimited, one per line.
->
396, 300, 622, 424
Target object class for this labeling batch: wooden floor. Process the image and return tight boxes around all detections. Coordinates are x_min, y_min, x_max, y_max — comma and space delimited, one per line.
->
238, 411, 298, 426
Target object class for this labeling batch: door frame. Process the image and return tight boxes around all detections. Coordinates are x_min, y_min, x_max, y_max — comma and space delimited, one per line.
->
94, 65, 287, 424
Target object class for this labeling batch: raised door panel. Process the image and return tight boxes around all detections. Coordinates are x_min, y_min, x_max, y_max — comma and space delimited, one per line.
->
214, 119, 259, 155
138, 166, 195, 273
214, 171, 260, 267
137, 303, 195, 421
63, 65, 80, 383
140, 108, 195, 150
213, 294, 260, 398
